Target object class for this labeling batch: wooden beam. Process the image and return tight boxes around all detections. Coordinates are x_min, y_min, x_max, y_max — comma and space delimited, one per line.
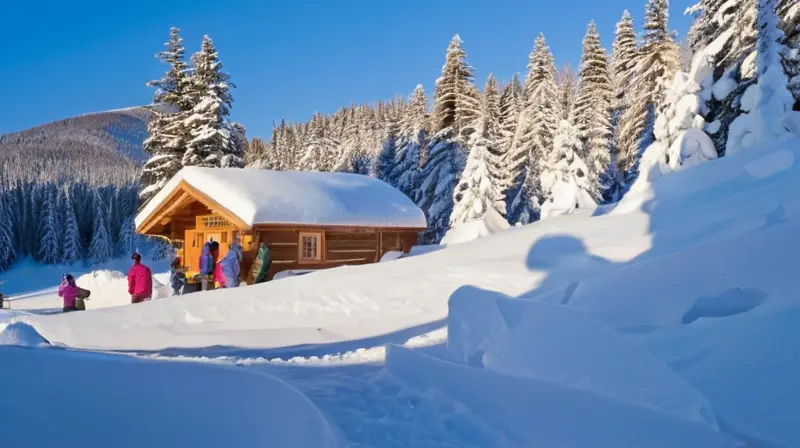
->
179, 181, 251, 231
140, 191, 196, 235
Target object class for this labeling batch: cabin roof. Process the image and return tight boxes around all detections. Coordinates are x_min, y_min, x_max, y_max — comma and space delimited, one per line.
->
134, 167, 427, 231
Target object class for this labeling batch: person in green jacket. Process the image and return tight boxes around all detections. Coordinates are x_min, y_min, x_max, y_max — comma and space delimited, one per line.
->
250, 241, 272, 284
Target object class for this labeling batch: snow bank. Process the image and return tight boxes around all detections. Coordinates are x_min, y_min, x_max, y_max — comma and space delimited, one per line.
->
440, 207, 510, 245
640, 302, 800, 447
0, 321, 50, 347
385, 345, 739, 447
0, 347, 341, 448
135, 166, 427, 229
446, 286, 718, 428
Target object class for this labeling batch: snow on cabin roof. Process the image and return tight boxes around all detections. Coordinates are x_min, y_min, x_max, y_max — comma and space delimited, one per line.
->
135, 167, 427, 230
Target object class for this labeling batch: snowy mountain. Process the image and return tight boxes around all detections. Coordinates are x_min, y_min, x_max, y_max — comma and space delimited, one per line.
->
0, 106, 166, 271
0, 106, 155, 168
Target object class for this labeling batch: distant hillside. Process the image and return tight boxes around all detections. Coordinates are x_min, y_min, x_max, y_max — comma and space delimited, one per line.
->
0, 106, 169, 271
0, 106, 155, 185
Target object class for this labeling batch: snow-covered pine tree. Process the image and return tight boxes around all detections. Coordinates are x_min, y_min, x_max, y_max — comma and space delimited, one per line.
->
147, 27, 191, 110
557, 64, 578, 120
778, 0, 799, 108
540, 120, 595, 219
62, 189, 82, 265
610, 10, 639, 200
140, 27, 191, 205
246, 136, 270, 168
116, 216, 136, 258
37, 187, 60, 264
508, 34, 559, 225
611, 11, 639, 117
685, 0, 758, 154
0, 193, 15, 271
334, 106, 361, 172
571, 21, 614, 201
377, 118, 399, 183
88, 191, 115, 264
727, 0, 797, 155
451, 74, 506, 224
417, 35, 475, 243
498, 74, 523, 195
182, 35, 244, 169
392, 85, 430, 197
617, 0, 680, 188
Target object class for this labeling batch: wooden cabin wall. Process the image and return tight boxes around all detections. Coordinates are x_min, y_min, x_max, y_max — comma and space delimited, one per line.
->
246, 226, 419, 282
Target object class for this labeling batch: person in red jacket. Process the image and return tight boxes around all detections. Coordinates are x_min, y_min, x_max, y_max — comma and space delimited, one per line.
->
128, 252, 153, 304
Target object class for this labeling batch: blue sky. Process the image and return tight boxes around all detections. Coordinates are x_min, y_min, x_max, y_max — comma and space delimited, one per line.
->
0, 0, 693, 139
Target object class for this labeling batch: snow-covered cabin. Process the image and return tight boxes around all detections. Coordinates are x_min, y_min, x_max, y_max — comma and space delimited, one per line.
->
135, 167, 427, 281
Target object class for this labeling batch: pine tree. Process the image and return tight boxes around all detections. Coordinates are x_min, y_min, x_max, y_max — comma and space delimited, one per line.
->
62, 189, 82, 265
778, 0, 799, 108
417, 35, 475, 242
571, 21, 614, 200
727, 0, 796, 154
610, 11, 639, 200
88, 192, 114, 264
140, 27, 191, 205
0, 194, 16, 271
557, 64, 578, 120
498, 74, 523, 194
116, 216, 136, 258
37, 187, 60, 264
377, 118, 399, 183
300, 113, 328, 171
451, 74, 506, 224
508, 34, 559, 224
617, 0, 679, 187
393, 85, 430, 197
182, 35, 244, 169
540, 120, 595, 218
611, 11, 639, 115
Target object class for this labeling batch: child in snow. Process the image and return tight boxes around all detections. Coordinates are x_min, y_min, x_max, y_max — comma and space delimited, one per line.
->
170, 256, 186, 296
128, 252, 153, 304
58, 274, 80, 312
218, 240, 243, 288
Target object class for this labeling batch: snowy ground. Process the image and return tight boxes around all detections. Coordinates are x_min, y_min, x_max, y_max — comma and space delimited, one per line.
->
3, 139, 800, 446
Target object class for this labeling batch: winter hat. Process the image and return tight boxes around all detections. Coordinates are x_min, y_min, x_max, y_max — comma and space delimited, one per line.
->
131, 252, 142, 262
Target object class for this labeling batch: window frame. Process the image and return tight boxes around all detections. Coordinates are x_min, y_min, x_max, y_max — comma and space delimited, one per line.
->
298, 232, 323, 263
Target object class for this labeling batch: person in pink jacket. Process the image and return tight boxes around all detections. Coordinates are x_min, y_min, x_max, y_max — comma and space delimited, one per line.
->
58, 274, 80, 312
128, 252, 153, 304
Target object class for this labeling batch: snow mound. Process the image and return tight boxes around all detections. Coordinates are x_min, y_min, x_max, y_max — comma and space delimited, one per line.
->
441, 207, 510, 245
0, 322, 50, 347
385, 345, 740, 448
0, 347, 342, 448
446, 286, 717, 428
642, 302, 800, 447
135, 166, 427, 229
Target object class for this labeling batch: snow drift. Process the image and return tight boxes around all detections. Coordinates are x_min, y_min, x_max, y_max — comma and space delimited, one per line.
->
446, 286, 718, 428
0, 346, 341, 448
385, 345, 740, 448
440, 207, 510, 245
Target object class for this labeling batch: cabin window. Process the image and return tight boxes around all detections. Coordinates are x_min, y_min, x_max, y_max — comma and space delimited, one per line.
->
299, 232, 322, 262
201, 215, 232, 228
